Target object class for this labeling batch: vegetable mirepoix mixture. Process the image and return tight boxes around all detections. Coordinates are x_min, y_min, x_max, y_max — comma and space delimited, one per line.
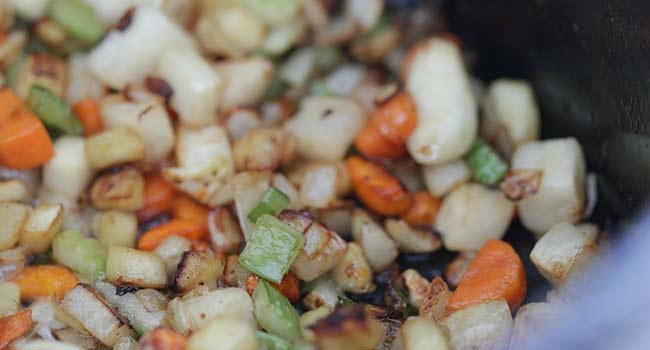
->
0, 1, 603, 350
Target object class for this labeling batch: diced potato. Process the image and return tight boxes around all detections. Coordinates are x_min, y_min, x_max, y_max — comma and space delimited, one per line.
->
511, 138, 586, 236
277, 210, 347, 282
17, 340, 85, 350
224, 108, 261, 141
0, 179, 28, 202
482, 79, 540, 158
9, 0, 48, 20
279, 46, 317, 88
299, 163, 339, 208
66, 53, 105, 105
435, 183, 515, 251
233, 128, 296, 171
106, 246, 167, 289
286, 96, 366, 162
43, 136, 94, 200
223, 254, 251, 288
153, 235, 193, 278
405, 37, 477, 165
0, 281, 20, 317
85, 127, 145, 170
509, 302, 562, 350
345, 0, 383, 32
188, 317, 259, 350
171, 250, 224, 293
313, 201, 354, 238
303, 278, 341, 310
399, 316, 449, 350
529, 222, 597, 286
100, 95, 175, 165
422, 160, 471, 197
167, 288, 255, 334
0, 202, 29, 250
20, 203, 63, 253
0, 246, 27, 281
88, 6, 194, 89
316, 16, 358, 46
385, 219, 441, 253
60, 284, 135, 346
91, 167, 145, 211
402, 269, 429, 309
332, 242, 375, 294
112, 336, 137, 350
162, 126, 234, 207
97, 210, 138, 248
351, 209, 398, 272
208, 207, 243, 254
53, 328, 104, 349
323, 64, 366, 96
441, 299, 513, 350
312, 305, 383, 350
196, 2, 266, 58
213, 57, 274, 111
576, 222, 599, 241
232, 171, 272, 240
157, 49, 223, 127
445, 253, 475, 287
262, 18, 306, 55
419, 276, 451, 322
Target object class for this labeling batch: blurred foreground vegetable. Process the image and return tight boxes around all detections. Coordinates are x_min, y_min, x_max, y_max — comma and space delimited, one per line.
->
52, 229, 106, 279
0, 309, 32, 349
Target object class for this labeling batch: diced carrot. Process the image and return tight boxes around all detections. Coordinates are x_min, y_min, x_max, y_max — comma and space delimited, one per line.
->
346, 156, 412, 216
246, 272, 300, 303
355, 91, 417, 159
173, 194, 209, 228
0, 110, 54, 169
137, 171, 177, 222
0, 309, 32, 349
13, 265, 79, 300
0, 89, 24, 121
72, 98, 103, 136
138, 219, 206, 251
138, 327, 187, 350
447, 240, 527, 312
355, 123, 407, 159
400, 191, 441, 226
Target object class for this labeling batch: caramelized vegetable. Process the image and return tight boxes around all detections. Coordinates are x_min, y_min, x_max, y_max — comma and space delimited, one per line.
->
346, 156, 412, 216
72, 98, 103, 136
137, 171, 177, 222
400, 191, 440, 226
0, 309, 32, 349
447, 240, 527, 312
138, 219, 207, 251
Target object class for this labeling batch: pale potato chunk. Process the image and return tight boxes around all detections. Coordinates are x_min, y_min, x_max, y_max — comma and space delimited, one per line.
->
441, 299, 513, 350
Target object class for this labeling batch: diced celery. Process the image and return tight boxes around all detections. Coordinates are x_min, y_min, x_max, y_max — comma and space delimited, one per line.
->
52, 229, 107, 279
240, 0, 302, 25
248, 187, 290, 223
464, 139, 508, 186
257, 331, 294, 350
239, 214, 305, 283
28, 85, 84, 135
47, 0, 105, 45
253, 280, 302, 341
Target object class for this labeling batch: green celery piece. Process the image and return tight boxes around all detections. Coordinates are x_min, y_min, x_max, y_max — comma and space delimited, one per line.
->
28, 85, 84, 135
47, 0, 105, 45
52, 230, 107, 280
239, 214, 305, 283
248, 187, 290, 223
464, 139, 508, 186
240, 0, 302, 25
257, 331, 294, 350
253, 280, 302, 341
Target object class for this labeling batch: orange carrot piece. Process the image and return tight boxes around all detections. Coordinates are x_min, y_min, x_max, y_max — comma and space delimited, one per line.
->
0, 89, 24, 121
346, 156, 412, 216
0, 110, 54, 169
72, 98, 103, 136
400, 191, 441, 226
173, 194, 209, 228
138, 327, 187, 350
137, 171, 177, 222
138, 219, 206, 251
246, 272, 300, 303
13, 265, 79, 300
0, 309, 32, 349
447, 240, 527, 312
355, 91, 417, 159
